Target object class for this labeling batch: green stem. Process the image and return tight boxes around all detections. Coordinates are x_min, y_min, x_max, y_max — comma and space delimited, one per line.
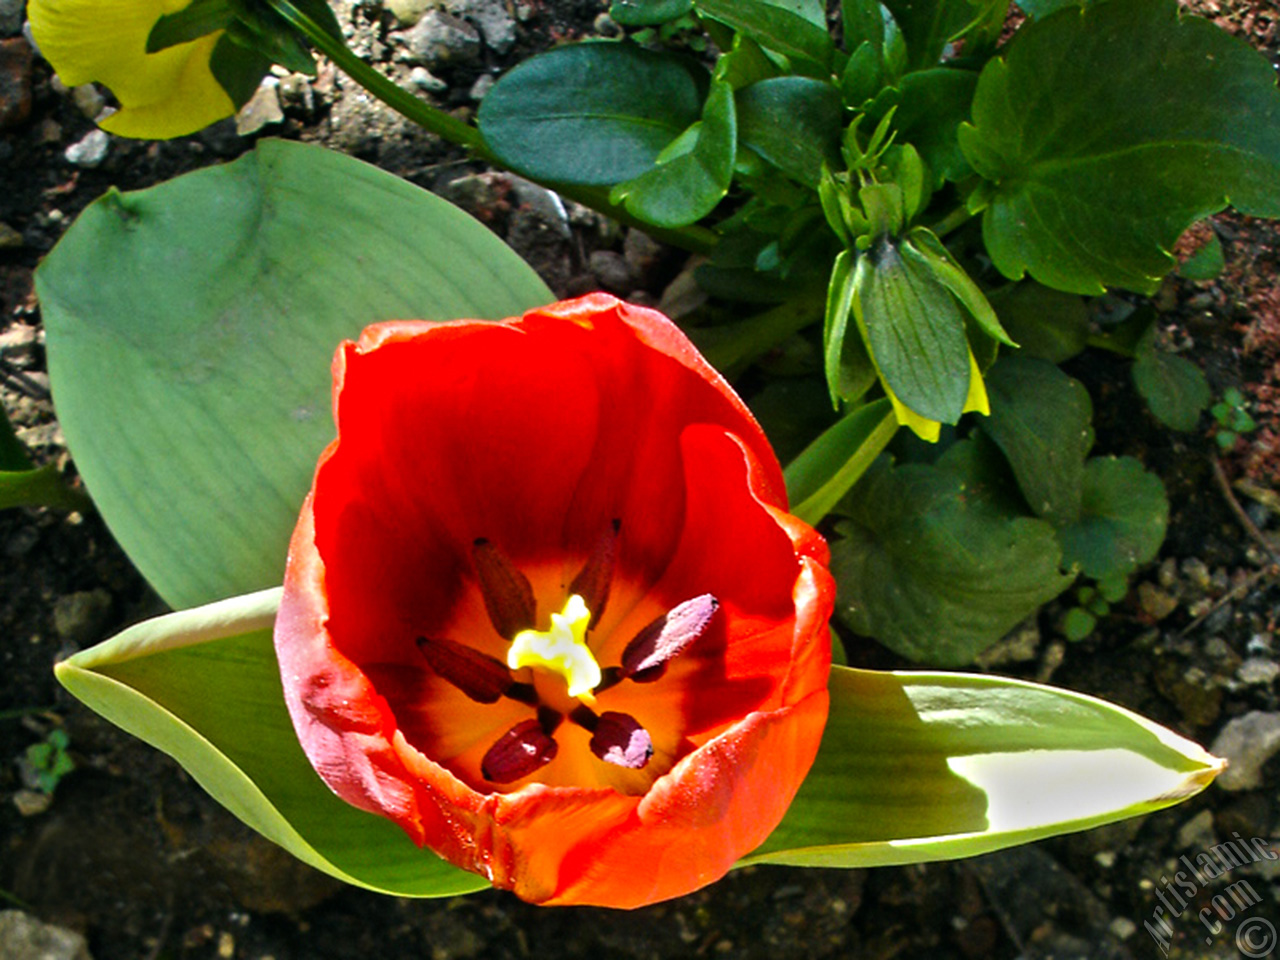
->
267, 0, 719, 255
927, 205, 975, 239
786, 399, 897, 526
0, 465, 93, 513
268, 0, 492, 156
691, 293, 827, 376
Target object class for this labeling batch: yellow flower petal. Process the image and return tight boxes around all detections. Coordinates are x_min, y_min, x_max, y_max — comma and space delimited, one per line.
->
28, 0, 235, 139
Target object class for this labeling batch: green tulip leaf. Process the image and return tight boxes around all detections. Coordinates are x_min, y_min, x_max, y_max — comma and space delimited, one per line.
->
746, 665, 1223, 866
611, 77, 736, 228
982, 356, 1093, 526
1058, 456, 1169, 580
736, 77, 842, 187
959, 0, 1280, 294
1133, 332, 1211, 432
831, 440, 1074, 665
54, 590, 488, 897
478, 43, 709, 188
37, 139, 551, 609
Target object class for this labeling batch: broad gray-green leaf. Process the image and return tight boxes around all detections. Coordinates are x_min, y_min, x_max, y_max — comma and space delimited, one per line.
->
987, 282, 1089, 363
854, 237, 972, 424
54, 590, 488, 896
694, 0, 834, 70
832, 441, 1074, 665
736, 77, 842, 186
1133, 334, 1211, 432
1058, 456, 1169, 580
478, 43, 708, 187
611, 77, 736, 227
959, 0, 1280, 294
983, 356, 1093, 525
746, 666, 1223, 866
38, 140, 551, 609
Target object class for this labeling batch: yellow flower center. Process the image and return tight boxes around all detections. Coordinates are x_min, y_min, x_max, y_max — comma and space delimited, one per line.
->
506, 594, 601, 700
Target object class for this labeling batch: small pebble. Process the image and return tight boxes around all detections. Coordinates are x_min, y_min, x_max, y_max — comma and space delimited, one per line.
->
1138, 581, 1178, 620
71, 82, 104, 119
1211, 711, 1280, 791
1109, 917, 1137, 941
468, 73, 494, 100
409, 66, 447, 92
1175, 808, 1215, 849
1181, 557, 1212, 592
1237, 657, 1279, 685
64, 128, 108, 167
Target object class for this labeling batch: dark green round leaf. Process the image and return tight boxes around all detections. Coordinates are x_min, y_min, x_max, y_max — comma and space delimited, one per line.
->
982, 356, 1094, 525
611, 77, 736, 227
736, 77, 842, 186
1058, 456, 1169, 580
987, 282, 1089, 363
478, 43, 708, 187
1133, 337, 1211, 432
959, 0, 1280, 294
832, 441, 1074, 665
890, 68, 979, 186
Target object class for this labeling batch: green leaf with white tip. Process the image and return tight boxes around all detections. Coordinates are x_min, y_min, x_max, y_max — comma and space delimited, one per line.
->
54, 590, 488, 897
744, 665, 1223, 866
37, 140, 551, 609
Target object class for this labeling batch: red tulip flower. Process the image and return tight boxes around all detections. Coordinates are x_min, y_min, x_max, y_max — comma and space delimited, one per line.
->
274, 294, 834, 908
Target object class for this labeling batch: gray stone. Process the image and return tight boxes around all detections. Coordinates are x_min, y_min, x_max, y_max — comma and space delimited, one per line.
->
468, 72, 494, 100
1237, 657, 1280, 686
235, 77, 284, 135
588, 250, 633, 294
64, 128, 108, 167
1175, 808, 1216, 850
409, 65, 447, 92
394, 10, 481, 67
447, 0, 517, 53
52, 589, 111, 646
1211, 711, 1280, 791
0, 911, 92, 960
385, 0, 436, 26
71, 83, 104, 120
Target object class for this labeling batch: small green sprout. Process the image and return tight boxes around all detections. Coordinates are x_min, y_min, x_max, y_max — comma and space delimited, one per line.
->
1211, 387, 1258, 450
25, 728, 74, 795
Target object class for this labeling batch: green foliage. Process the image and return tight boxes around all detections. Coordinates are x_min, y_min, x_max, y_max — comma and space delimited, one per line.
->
959, 0, 1280, 295
1212, 387, 1259, 450
1132, 328, 1211, 432
37, 140, 550, 608
25, 728, 74, 795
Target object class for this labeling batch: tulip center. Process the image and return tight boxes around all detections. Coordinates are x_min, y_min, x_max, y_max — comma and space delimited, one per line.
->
506, 594, 602, 701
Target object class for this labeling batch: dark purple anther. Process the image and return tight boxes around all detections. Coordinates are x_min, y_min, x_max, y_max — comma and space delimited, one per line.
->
589, 711, 653, 769
569, 518, 620, 628
417, 636, 512, 703
480, 719, 558, 783
472, 537, 537, 639
621, 594, 719, 681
